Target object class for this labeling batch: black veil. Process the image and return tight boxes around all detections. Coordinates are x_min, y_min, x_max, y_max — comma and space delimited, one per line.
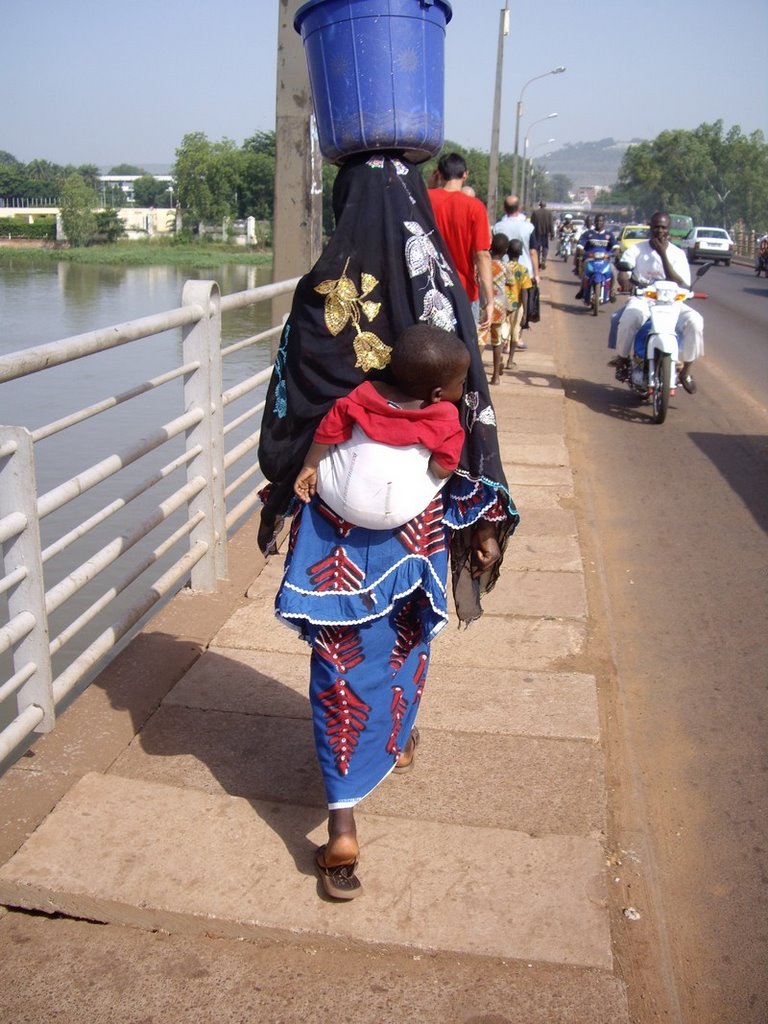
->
258, 153, 518, 623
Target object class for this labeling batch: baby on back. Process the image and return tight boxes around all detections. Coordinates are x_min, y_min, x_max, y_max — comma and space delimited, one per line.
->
294, 324, 470, 529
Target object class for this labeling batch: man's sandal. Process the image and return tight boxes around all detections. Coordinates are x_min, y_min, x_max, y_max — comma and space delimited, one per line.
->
393, 727, 420, 774
315, 845, 362, 900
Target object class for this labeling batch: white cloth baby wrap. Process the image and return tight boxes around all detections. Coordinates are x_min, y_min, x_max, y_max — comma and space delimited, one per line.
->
316, 424, 447, 530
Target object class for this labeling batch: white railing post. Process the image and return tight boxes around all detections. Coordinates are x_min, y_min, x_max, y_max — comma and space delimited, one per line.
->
181, 281, 227, 591
0, 426, 54, 732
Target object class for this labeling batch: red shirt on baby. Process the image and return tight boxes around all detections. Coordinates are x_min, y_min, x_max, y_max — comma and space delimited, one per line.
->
315, 380, 465, 473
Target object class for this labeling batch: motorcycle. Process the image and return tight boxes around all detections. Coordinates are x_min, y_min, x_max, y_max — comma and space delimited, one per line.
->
756, 246, 768, 278
558, 232, 574, 260
582, 249, 614, 316
616, 264, 710, 424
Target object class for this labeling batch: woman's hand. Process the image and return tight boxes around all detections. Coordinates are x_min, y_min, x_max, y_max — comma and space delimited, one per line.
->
470, 519, 502, 579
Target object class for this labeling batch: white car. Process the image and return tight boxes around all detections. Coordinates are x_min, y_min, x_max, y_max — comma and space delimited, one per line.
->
679, 226, 734, 266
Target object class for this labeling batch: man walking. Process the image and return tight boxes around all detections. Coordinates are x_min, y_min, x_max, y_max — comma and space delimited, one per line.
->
529, 200, 554, 268
493, 196, 540, 282
428, 153, 493, 328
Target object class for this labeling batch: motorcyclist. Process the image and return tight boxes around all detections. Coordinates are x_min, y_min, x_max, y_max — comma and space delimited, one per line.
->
557, 214, 575, 257
613, 211, 703, 394
575, 214, 619, 302
755, 234, 768, 275
573, 215, 592, 277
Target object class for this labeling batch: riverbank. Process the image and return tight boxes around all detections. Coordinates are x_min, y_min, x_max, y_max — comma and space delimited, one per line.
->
0, 239, 273, 270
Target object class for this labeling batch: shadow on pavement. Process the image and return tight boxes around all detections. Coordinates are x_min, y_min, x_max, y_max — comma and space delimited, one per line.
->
560, 374, 672, 425
118, 643, 326, 880
688, 432, 768, 534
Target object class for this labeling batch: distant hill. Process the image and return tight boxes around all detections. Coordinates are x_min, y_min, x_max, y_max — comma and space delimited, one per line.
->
539, 138, 642, 188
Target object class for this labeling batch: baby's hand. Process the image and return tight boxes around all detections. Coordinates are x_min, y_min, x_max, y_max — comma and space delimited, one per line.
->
294, 466, 317, 503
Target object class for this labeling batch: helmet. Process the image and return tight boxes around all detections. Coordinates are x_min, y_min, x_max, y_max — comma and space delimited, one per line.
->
564, 213, 572, 220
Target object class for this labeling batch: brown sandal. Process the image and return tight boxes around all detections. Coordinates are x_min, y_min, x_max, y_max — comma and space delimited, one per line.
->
393, 727, 420, 774
315, 845, 362, 900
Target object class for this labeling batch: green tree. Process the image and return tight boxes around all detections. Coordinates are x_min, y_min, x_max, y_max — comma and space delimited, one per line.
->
59, 173, 98, 246
94, 208, 126, 243
108, 163, 147, 175
616, 121, 768, 230
321, 161, 339, 237
21, 158, 65, 199
549, 173, 574, 202
0, 163, 24, 197
174, 131, 240, 228
0, 150, 20, 166
77, 163, 100, 190
133, 174, 170, 207
237, 131, 277, 219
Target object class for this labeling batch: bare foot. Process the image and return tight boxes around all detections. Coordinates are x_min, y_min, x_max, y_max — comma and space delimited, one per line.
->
490, 376, 500, 386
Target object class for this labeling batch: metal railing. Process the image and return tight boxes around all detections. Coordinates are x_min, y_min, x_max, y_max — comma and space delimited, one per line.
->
0, 275, 298, 765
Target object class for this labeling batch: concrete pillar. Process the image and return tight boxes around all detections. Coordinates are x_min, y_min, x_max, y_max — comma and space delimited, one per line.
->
246, 216, 256, 246
272, 0, 323, 340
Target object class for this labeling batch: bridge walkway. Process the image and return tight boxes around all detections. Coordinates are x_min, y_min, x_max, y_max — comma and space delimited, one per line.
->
0, 307, 630, 1023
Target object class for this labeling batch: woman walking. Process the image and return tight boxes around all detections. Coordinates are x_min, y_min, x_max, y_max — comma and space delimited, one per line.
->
258, 153, 518, 899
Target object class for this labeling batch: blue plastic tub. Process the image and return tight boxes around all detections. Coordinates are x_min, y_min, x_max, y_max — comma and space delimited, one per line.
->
294, 0, 453, 164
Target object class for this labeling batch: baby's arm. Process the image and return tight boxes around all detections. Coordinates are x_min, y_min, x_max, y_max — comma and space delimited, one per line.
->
294, 441, 330, 503
428, 454, 455, 480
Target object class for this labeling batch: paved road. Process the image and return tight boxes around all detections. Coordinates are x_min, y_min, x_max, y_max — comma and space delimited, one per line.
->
548, 258, 768, 1023
693, 261, 768, 408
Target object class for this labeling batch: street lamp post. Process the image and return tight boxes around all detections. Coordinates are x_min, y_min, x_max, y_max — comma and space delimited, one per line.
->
512, 66, 565, 197
487, 2, 510, 224
521, 114, 558, 209
525, 138, 555, 209
713, 186, 731, 229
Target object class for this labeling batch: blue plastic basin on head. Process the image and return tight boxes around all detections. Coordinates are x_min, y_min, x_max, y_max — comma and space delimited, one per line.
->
294, 0, 453, 164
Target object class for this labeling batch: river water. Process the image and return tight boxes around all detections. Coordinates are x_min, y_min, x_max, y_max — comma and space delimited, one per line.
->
0, 256, 277, 749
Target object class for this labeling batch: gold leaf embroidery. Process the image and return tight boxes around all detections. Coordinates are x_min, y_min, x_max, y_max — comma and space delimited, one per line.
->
360, 300, 381, 321
325, 294, 349, 336
314, 259, 390, 370
354, 332, 392, 372
360, 273, 378, 297
336, 275, 359, 302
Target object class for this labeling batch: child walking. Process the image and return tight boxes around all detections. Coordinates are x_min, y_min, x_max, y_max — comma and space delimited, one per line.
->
478, 233, 511, 386
294, 323, 470, 531
504, 238, 533, 369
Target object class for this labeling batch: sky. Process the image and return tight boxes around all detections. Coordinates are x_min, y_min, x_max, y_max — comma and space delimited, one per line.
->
2, 0, 766, 172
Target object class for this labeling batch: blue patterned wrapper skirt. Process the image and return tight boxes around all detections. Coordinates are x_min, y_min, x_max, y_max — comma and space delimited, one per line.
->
275, 493, 449, 809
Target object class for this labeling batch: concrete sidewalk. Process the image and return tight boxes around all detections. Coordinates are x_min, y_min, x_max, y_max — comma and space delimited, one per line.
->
0, 304, 630, 1023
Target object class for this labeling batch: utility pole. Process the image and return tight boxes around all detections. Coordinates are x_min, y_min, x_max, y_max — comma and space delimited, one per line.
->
486, 3, 510, 225
272, 0, 323, 339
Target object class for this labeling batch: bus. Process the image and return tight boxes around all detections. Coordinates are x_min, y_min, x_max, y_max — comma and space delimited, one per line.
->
669, 214, 694, 243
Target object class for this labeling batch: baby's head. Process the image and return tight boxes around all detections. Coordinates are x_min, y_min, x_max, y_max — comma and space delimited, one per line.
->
507, 238, 523, 262
389, 324, 470, 404
491, 232, 509, 258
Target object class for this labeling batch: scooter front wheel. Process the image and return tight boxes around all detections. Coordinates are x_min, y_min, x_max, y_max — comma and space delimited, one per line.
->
652, 353, 672, 424
591, 283, 600, 316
